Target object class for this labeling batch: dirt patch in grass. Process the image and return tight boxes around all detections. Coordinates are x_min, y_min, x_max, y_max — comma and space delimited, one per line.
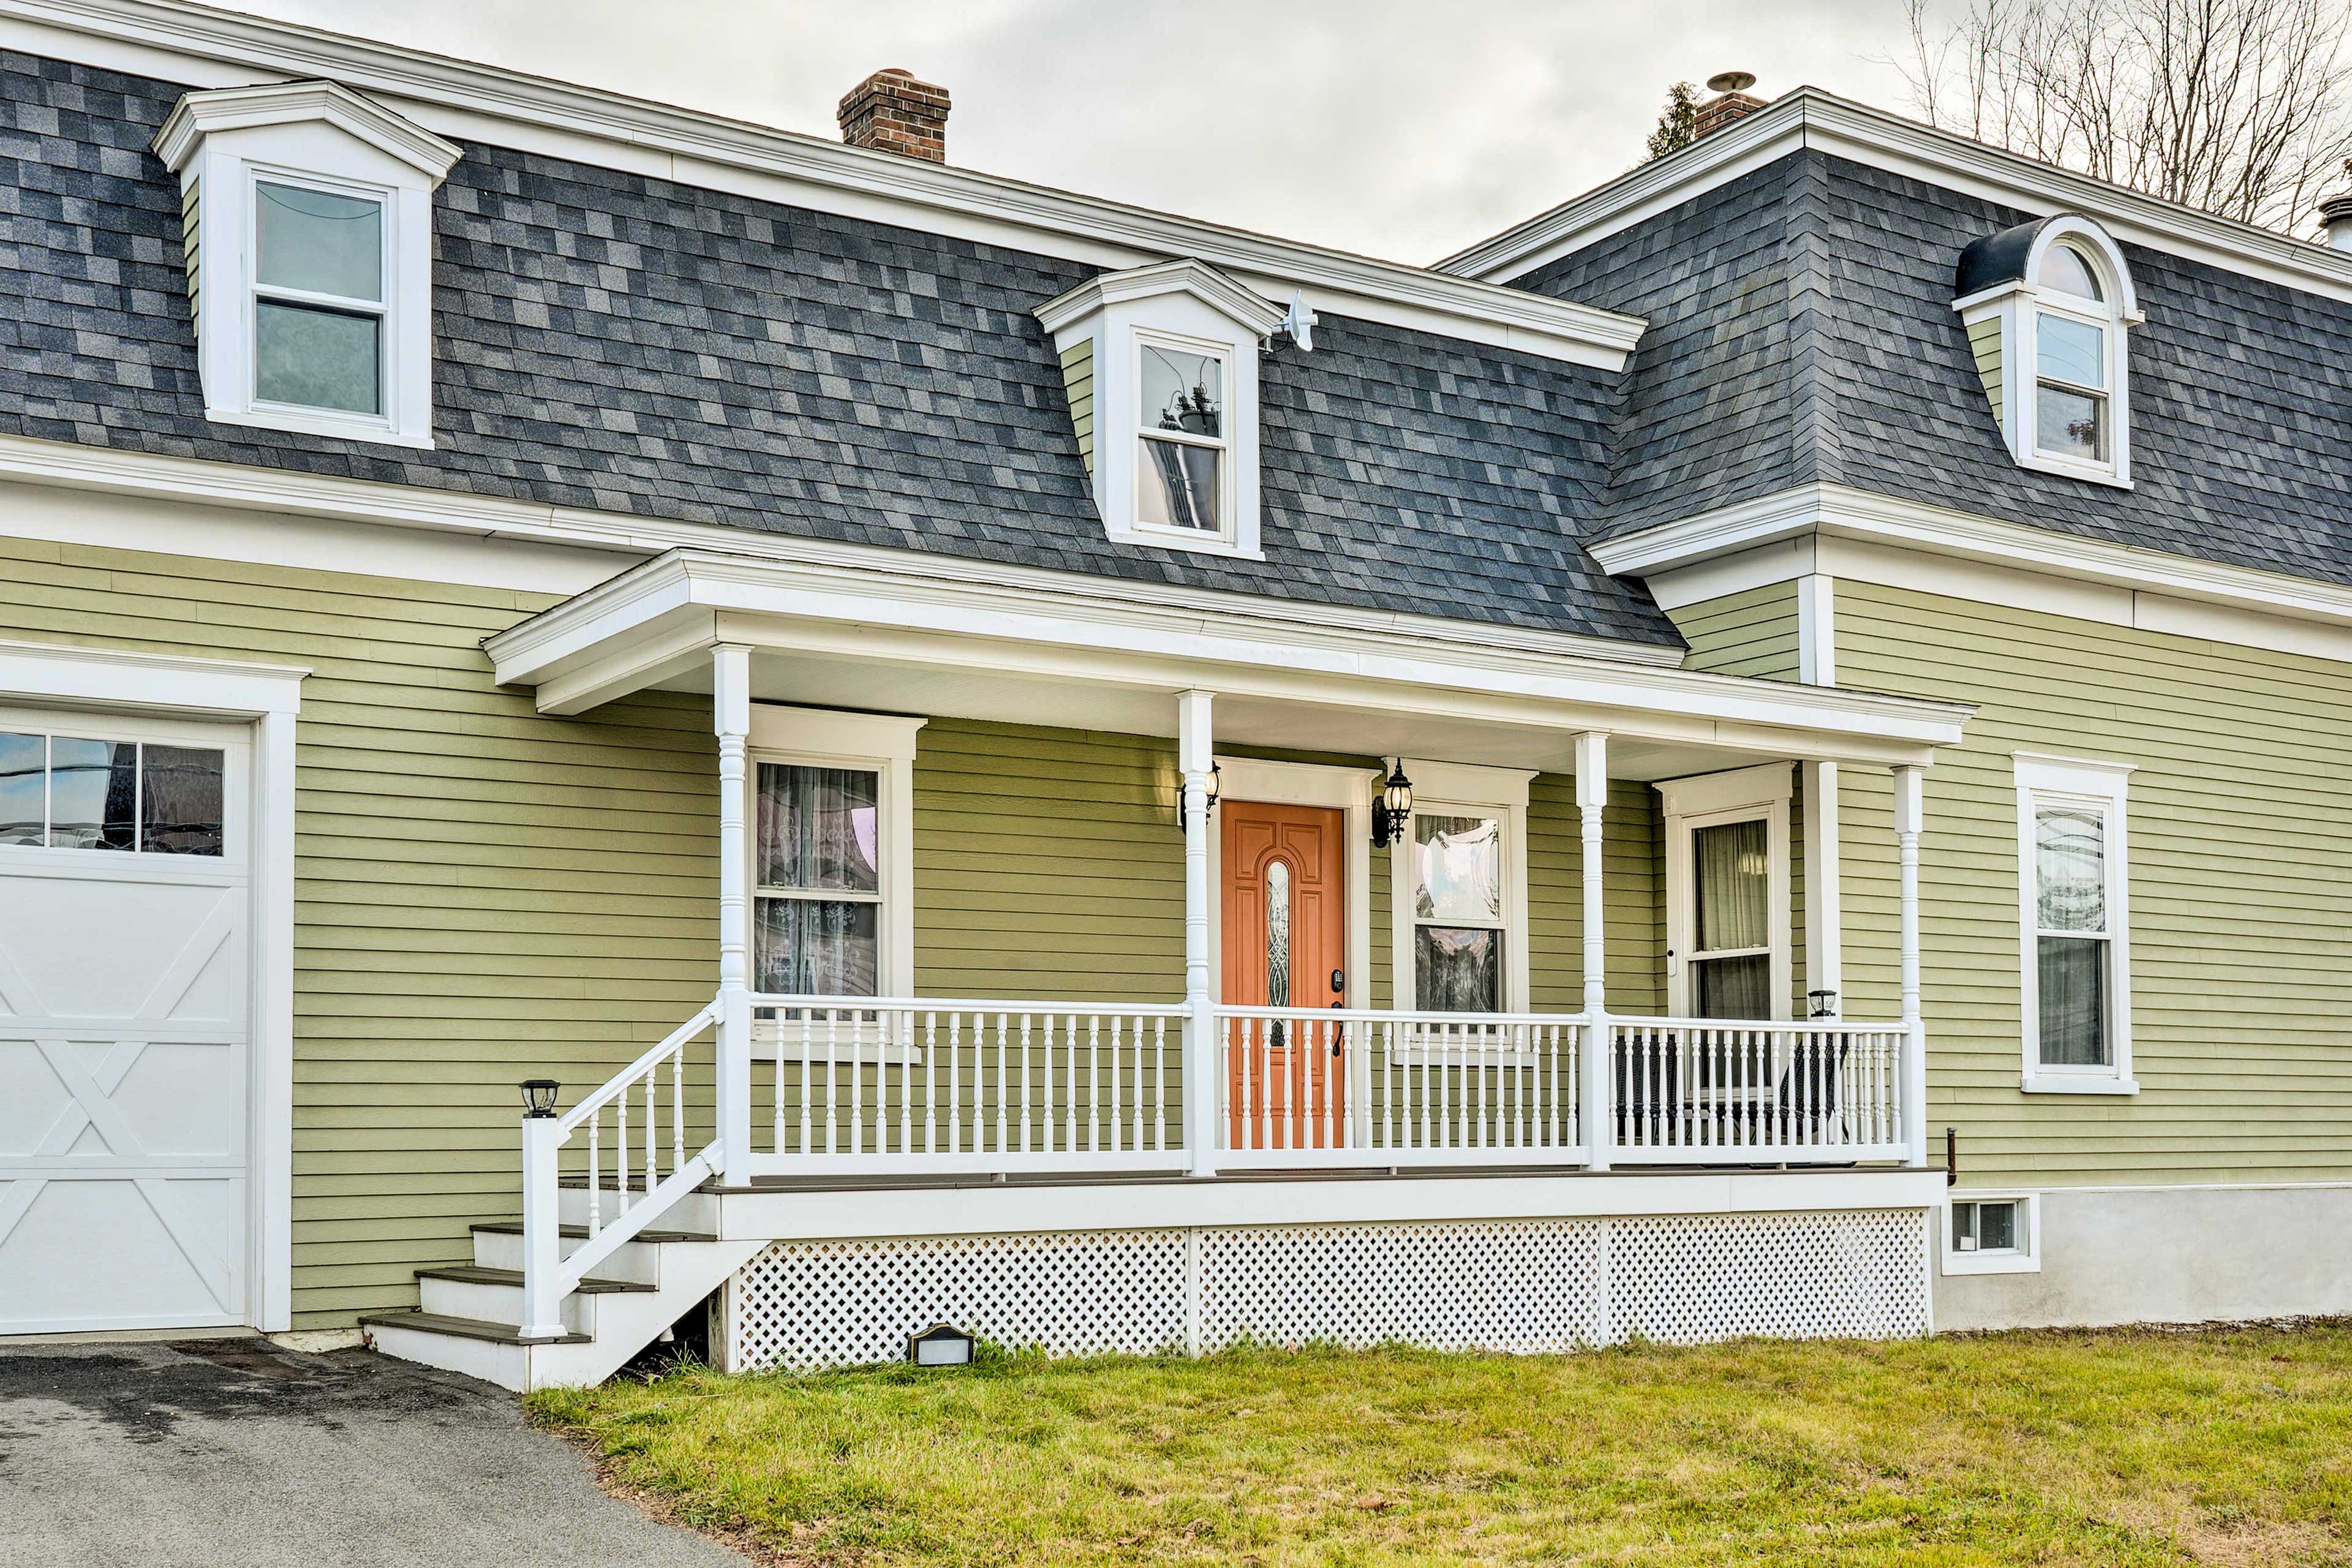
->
532, 1324, 2352, 1567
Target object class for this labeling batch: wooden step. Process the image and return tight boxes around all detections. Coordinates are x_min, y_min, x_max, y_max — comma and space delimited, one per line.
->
415, 1264, 654, 1295
469, 1221, 718, 1245
358, 1308, 590, 1346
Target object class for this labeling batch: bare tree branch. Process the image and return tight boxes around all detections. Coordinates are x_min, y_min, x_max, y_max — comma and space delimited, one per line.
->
1894, 0, 2352, 233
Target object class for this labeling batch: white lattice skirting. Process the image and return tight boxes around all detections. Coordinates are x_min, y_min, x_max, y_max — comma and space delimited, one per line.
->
724, 1209, 1932, 1373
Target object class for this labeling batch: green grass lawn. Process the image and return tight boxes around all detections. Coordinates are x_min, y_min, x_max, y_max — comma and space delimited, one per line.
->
530, 1324, 2352, 1567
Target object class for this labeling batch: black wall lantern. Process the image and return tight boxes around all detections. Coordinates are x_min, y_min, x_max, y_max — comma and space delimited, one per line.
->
1173, 761, 1221, 830
1807, 989, 1839, 1019
520, 1079, 561, 1118
908, 1323, 976, 1366
1370, 761, 1414, 848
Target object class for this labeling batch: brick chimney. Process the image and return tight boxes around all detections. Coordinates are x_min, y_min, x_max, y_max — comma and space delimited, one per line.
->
1694, 71, 1766, 138
839, 68, 951, 163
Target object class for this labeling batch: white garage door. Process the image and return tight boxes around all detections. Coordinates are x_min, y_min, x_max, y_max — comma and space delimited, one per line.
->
0, 708, 252, 1335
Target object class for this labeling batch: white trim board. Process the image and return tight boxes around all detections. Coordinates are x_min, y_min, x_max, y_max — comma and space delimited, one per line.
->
1604, 483, 2352, 667
0, 0, 1642, 371
0, 434, 1681, 673
0, 638, 304, 1334
484, 549, 1972, 765
1438, 86, 2352, 309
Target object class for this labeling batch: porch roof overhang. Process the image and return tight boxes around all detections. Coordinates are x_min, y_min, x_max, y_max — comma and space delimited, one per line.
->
484, 548, 1972, 776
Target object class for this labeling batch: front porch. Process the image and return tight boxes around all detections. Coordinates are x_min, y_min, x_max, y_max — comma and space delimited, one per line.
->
367, 546, 1971, 1386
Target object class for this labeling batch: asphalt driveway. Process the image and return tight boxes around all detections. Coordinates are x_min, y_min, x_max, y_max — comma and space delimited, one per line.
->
0, 1337, 740, 1567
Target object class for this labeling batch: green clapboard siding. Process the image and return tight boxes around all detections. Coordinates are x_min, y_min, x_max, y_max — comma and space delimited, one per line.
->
1668, 581, 1801, 682
0, 536, 720, 1329
1059, 337, 1096, 475
1835, 576, 2352, 1188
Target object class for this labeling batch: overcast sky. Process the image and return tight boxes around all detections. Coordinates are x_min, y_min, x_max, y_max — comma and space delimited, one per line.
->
219, 0, 1927, 264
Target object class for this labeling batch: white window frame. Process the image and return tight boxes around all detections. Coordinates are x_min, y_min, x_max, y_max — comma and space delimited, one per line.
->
1952, 215, 2139, 490
153, 82, 460, 450
1387, 760, 1533, 1022
2015, 752, 2138, 1095
245, 165, 396, 429
1658, 763, 1793, 1021
746, 706, 923, 1060
1942, 1191, 2042, 1276
1035, 258, 1282, 562
1131, 325, 1238, 547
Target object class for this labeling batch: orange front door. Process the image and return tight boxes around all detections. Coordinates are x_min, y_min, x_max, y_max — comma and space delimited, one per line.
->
1221, 801, 1346, 1148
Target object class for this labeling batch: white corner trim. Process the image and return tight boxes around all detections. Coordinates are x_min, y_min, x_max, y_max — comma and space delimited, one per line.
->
0, 0, 1643, 369
1436, 85, 2352, 310
0, 638, 304, 1333
1593, 482, 2352, 657
1940, 1190, 2042, 1275
1208, 756, 1376, 1011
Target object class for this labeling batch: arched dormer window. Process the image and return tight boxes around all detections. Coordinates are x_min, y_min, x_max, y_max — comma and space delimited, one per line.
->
1954, 215, 2141, 488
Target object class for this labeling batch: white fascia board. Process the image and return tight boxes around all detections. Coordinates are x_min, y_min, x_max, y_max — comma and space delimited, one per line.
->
152, 77, 461, 180
1593, 480, 2352, 639
1036, 257, 1286, 339
1439, 87, 2352, 309
0, 0, 1643, 371
489, 549, 1973, 758
0, 432, 1686, 672
712, 1167, 1948, 1242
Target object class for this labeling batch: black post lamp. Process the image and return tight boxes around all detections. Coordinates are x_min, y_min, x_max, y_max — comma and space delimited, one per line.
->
520, 1079, 561, 1118
1370, 761, 1414, 848
1174, 761, 1221, 831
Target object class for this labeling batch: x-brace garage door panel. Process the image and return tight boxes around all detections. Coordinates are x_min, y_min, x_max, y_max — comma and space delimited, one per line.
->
0, 710, 252, 1335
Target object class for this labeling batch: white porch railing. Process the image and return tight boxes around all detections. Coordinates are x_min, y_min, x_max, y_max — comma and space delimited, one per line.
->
518, 999, 721, 1340
739, 996, 1191, 1176
1215, 1006, 1585, 1168
1602, 1017, 1910, 1164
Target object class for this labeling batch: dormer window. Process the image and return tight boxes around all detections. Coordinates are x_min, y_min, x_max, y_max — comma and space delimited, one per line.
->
255, 179, 387, 417
1954, 216, 2140, 488
1137, 333, 1229, 535
154, 81, 461, 448
1037, 259, 1287, 559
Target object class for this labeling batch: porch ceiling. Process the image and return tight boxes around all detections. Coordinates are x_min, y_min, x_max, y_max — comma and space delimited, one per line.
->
485, 549, 1972, 773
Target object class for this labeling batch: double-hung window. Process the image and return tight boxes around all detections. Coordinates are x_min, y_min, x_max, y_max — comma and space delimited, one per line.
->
253, 178, 388, 419
1387, 762, 1532, 1022
1952, 216, 2137, 488
1136, 333, 1229, 537
2015, 754, 2136, 1093
753, 763, 882, 997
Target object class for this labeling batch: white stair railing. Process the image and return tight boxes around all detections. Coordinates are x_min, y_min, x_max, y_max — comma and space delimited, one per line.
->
745, 996, 1189, 1175
1216, 1006, 1586, 1168
519, 999, 721, 1341
1602, 1017, 1909, 1164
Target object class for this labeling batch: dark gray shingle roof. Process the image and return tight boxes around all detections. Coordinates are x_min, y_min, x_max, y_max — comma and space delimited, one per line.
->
1515, 147, 2352, 588
0, 49, 1681, 648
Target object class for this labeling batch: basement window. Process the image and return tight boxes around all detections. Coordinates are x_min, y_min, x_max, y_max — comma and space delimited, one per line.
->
1943, 1193, 2041, 1275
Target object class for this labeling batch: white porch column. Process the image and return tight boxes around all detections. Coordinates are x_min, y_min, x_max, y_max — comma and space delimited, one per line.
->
1893, 763, 1928, 1169
1178, 690, 1218, 1177
713, 644, 754, 1180
1798, 575, 1844, 1018
1574, 731, 1611, 1171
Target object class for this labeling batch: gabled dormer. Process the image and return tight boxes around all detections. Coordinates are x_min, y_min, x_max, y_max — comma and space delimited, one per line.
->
1036, 259, 1286, 560
154, 81, 462, 448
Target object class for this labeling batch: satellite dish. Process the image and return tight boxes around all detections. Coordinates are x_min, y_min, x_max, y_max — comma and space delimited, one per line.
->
1274, 291, 1317, 353
1707, 70, 1757, 93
